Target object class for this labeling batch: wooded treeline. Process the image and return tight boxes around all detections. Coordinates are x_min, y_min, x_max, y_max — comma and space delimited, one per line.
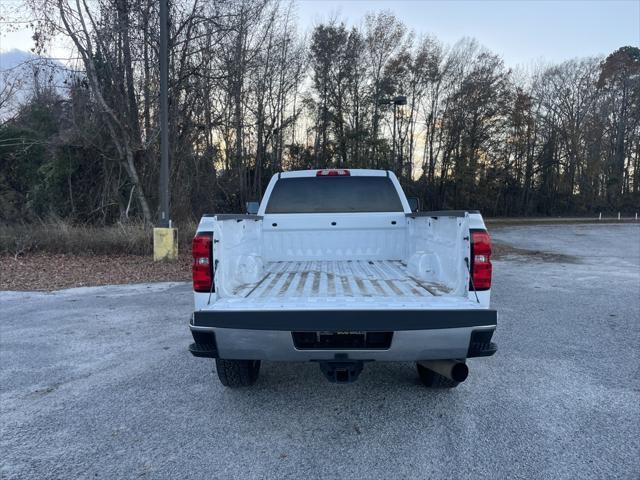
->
1, 0, 638, 224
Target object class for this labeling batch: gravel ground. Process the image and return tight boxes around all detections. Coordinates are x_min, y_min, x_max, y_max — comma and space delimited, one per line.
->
1, 223, 639, 479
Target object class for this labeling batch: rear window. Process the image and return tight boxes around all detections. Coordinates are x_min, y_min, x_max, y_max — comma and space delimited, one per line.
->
265, 176, 404, 213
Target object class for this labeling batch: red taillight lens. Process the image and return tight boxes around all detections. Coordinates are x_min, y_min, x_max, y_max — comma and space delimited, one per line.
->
192, 233, 213, 292
470, 230, 492, 290
316, 169, 350, 176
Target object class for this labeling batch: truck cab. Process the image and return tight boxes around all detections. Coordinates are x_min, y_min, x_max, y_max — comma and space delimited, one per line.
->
189, 169, 497, 387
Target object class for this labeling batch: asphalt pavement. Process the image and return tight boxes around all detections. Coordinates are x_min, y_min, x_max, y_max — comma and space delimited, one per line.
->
1, 223, 639, 479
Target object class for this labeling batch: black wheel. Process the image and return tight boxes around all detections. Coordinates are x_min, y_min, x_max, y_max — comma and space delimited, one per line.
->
215, 359, 261, 388
416, 362, 460, 388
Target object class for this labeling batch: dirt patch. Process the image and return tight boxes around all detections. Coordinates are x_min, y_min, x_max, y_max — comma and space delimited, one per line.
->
492, 242, 579, 263
0, 253, 191, 291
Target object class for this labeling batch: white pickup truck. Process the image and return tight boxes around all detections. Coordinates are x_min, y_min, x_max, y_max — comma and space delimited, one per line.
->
189, 169, 497, 388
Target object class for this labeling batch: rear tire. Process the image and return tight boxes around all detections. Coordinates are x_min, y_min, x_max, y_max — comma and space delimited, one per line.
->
416, 362, 459, 388
215, 359, 261, 388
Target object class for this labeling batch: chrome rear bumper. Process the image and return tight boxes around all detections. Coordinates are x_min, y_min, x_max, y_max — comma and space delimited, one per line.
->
189, 309, 497, 361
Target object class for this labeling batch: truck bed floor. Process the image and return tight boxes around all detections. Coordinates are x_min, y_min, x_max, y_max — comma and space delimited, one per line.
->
233, 260, 451, 299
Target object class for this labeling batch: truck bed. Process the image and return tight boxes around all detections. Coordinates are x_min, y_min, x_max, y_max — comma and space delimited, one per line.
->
233, 260, 451, 299
206, 259, 483, 312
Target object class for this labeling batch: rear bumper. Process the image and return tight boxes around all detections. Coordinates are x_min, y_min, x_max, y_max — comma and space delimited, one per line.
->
190, 308, 497, 361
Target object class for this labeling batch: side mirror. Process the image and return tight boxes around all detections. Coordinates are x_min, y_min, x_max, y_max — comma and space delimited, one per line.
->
246, 201, 260, 215
407, 197, 420, 213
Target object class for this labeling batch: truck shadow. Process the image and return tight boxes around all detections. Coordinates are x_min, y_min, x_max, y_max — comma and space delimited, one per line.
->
212, 361, 470, 429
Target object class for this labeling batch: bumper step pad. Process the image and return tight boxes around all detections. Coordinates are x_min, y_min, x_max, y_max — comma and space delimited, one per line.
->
467, 328, 498, 357
468, 341, 497, 357
188, 342, 219, 358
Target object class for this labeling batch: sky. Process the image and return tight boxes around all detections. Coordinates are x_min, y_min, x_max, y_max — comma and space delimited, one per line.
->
296, 0, 640, 67
0, 0, 639, 67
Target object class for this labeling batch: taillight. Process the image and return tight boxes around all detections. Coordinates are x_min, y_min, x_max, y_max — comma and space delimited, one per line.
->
470, 230, 492, 290
192, 233, 214, 292
316, 169, 350, 176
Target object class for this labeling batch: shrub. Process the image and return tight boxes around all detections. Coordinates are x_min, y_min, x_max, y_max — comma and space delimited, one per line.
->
0, 220, 197, 256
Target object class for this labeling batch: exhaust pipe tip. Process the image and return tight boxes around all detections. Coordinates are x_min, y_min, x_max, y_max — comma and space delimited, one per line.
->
418, 360, 469, 383
451, 362, 469, 382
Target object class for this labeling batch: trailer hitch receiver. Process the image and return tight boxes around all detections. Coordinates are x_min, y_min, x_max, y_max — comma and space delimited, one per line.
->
319, 361, 364, 383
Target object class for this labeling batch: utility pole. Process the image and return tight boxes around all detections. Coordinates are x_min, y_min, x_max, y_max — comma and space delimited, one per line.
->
391, 96, 406, 176
392, 103, 397, 172
153, 0, 178, 261
159, 0, 169, 228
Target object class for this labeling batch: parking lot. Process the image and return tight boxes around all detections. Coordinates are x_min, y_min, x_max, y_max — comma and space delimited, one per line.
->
1, 223, 639, 479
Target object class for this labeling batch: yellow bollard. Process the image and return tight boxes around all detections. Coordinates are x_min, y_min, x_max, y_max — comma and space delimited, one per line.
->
153, 227, 178, 261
